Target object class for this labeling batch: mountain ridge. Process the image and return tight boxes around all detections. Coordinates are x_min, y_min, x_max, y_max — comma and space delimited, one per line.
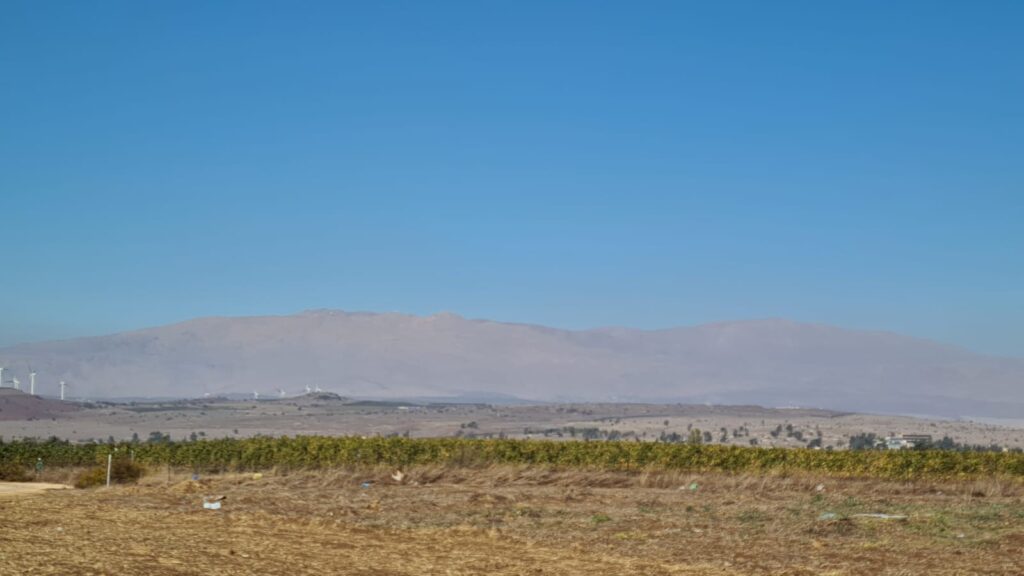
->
0, 311, 1021, 418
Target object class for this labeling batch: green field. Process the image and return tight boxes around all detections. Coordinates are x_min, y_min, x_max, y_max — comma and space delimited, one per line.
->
4, 436, 1024, 480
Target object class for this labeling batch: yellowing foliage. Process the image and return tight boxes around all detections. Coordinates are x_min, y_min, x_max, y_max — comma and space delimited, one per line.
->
2, 437, 1022, 480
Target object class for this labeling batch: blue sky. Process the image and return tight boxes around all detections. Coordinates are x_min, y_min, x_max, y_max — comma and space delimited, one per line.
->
1, 1, 1021, 356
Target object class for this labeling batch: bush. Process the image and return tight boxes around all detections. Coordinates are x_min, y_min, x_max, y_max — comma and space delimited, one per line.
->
73, 459, 144, 489
0, 462, 32, 482
73, 467, 106, 488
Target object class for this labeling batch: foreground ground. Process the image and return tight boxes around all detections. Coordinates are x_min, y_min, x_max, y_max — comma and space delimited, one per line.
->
0, 481, 69, 498
0, 468, 1022, 575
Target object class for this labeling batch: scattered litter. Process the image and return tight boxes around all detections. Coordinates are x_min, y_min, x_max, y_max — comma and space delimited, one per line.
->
956, 533, 966, 539
202, 495, 226, 510
815, 484, 825, 492
851, 513, 907, 521
817, 512, 839, 521
360, 481, 373, 489
56, 527, 63, 532
688, 482, 699, 491
192, 473, 200, 481
391, 469, 406, 484
251, 473, 263, 481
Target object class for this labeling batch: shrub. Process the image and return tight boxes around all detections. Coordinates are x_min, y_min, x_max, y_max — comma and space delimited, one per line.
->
73, 467, 107, 488
73, 459, 144, 489
0, 462, 32, 482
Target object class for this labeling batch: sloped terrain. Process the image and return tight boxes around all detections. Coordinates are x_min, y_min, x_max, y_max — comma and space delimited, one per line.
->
1, 311, 1022, 417
0, 389, 80, 421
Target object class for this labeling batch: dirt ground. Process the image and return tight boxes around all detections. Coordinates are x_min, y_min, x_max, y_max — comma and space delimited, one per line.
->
0, 467, 1022, 575
0, 482, 70, 498
4, 395, 1024, 451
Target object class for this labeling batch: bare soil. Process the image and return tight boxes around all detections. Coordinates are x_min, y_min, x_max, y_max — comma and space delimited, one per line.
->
2, 395, 1023, 451
0, 481, 70, 498
0, 467, 1021, 575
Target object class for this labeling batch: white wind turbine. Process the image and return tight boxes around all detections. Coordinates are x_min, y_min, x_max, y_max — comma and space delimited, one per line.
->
0, 365, 6, 388
304, 385, 312, 394
277, 388, 286, 398
252, 390, 259, 400
60, 380, 68, 401
29, 369, 36, 395
12, 377, 20, 391
314, 385, 322, 393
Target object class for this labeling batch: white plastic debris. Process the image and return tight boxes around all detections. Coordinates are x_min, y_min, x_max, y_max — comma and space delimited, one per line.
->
851, 513, 907, 521
203, 495, 226, 510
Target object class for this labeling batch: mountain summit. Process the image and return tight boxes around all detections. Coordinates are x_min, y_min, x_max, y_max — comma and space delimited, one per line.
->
1, 312, 1021, 418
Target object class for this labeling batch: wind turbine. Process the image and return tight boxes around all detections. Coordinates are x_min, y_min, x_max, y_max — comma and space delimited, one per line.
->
252, 390, 259, 401
29, 369, 36, 395
277, 388, 286, 398
60, 380, 68, 401
0, 365, 5, 388
304, 385, 312, 395
314, 385, 322, 393
12, 377, 20, 391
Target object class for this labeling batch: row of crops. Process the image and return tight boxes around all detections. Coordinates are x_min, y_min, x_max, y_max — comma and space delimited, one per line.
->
2, 436, 1023, 479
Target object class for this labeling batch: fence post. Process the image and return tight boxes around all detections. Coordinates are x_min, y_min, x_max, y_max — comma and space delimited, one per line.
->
106, 453, 112, 487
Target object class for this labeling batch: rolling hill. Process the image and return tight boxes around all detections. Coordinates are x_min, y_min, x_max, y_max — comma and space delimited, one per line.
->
0, 311, 1021, 418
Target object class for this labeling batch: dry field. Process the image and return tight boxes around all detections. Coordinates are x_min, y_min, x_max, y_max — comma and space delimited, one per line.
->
4, 392, 1024, 451
1, 467, 1022, 575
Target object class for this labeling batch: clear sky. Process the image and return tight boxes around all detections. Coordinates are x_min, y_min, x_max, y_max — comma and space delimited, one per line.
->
1, 1, 1021, 356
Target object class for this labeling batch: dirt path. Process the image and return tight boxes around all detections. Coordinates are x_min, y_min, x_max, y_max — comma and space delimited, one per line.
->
0, 482, 71, 498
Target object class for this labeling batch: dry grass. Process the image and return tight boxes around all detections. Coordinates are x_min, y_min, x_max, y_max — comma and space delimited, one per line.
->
0, 465, 1022, 575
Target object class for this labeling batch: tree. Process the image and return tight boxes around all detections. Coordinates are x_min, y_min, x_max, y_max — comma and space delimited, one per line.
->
848, 433, 878, 451
688, 429, 703, 445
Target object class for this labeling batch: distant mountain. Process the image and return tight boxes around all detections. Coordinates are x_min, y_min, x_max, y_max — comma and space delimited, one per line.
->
1, 311, 1021, 418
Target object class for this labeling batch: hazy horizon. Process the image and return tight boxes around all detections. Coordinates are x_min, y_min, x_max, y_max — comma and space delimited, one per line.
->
3, 309, 1023, 362
2, 2, 1022, 357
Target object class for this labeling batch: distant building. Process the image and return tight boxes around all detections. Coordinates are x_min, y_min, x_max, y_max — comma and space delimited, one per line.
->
884, 434, 932, 450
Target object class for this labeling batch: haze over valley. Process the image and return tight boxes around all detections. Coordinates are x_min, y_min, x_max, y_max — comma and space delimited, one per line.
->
2, 310, 1021, 420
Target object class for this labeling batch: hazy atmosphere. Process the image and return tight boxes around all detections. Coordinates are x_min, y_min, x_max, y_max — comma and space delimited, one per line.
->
2, 1, 1022, 357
